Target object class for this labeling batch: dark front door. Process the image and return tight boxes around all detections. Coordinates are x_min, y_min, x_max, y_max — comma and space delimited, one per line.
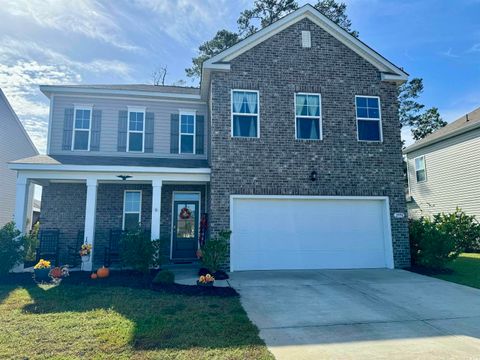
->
172, 201, 199, 259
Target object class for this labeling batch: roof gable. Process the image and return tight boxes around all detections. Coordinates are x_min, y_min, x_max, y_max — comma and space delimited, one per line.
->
203, 4, 408, 83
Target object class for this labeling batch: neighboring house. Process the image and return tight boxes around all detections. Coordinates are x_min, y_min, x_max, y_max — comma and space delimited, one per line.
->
0, 89, 38, 228
9, 5, 410, 271
404, 107, 480, 219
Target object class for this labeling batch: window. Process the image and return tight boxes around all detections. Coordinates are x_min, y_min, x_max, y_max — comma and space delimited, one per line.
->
72, 107, 92, 150
123, 190, 142, 230
415, 156, 426, 182
180, 111, 196, 154
355, 96, 382, 142
295, 93, 321, 140
232, 90, 259, 138
128, 107, 145, 152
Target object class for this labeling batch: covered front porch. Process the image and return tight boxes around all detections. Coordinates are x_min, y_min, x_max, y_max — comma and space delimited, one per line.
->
10, 159, 210, 271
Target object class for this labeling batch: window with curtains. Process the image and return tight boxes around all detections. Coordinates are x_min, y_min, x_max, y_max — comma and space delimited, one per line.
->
180, 111, 195, 153
128, 108, 145, 152
295, 93, 321, 140
72, 107, 92, 150
123, 190, 142, 230
355, 96, 382, 141
231, 90, 259, 138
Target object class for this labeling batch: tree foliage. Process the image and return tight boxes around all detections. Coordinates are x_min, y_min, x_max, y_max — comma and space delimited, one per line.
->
411, 107, 447, 140
186, 0, 357, 79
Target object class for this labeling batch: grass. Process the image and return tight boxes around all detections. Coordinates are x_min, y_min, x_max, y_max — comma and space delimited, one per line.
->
0, 282, 273, 360
431, 253, 480, 289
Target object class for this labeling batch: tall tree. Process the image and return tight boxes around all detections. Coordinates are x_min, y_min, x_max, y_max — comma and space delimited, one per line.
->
237, 0, 299, 36
186, 0, 357, 79
314, 0, 358, 37
185, 30, 240, 79
411, 107, 447, 140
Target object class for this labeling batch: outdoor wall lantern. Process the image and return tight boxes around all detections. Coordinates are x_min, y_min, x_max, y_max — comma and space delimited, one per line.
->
116, 175, 132, 181
310, 171, 317, 182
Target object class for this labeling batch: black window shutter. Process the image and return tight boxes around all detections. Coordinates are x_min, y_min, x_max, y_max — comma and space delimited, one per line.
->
170, 113, 179, 154
145, 112, 154, 153
62, 108, 74, 150
118, 110, 128, 152
195, 115, 204, 155
90, 109, 102, 151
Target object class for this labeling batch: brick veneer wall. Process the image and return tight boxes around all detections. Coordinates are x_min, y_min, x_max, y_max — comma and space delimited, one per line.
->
208, 18, 410, 267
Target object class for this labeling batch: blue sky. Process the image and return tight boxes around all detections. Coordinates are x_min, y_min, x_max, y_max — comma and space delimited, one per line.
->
0, 0, 479, 152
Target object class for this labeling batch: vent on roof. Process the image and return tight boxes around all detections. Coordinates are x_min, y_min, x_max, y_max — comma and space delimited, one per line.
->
301, 31, 311, 48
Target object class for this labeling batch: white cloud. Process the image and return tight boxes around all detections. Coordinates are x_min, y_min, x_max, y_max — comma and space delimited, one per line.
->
469, 43, 480, 52
2, 0, 139, 51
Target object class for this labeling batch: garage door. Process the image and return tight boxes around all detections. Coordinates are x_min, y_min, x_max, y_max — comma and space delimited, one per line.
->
230, 196, 393, 271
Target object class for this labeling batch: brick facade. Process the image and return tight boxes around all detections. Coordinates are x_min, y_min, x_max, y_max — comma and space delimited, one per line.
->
208, 18, 410, 267
40, 183, 206, 267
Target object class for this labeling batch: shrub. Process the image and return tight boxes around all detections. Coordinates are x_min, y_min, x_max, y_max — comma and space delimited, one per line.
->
153, 270, 175, 284
120, 227, 162, 274
433, 208, 480, 253
409, 218, 458, 269
201, 230, 231, 273
24, 222, 39, 262
0, 222, 25, 274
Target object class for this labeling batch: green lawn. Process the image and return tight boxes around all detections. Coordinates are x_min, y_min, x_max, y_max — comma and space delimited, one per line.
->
0, 283, 273, 360
432, 253, 480, 289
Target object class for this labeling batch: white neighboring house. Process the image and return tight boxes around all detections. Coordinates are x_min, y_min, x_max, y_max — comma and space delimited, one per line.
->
0, 89, 38, 229
404, 107, 480, 219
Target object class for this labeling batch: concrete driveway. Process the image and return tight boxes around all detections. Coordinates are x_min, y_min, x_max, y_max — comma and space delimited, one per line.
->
229, 269, 480, 359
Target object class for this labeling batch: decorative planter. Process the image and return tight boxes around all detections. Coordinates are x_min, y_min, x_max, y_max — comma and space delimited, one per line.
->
197, 281, 214, 287
34, 268, 51, 283
81, 255, 90, 263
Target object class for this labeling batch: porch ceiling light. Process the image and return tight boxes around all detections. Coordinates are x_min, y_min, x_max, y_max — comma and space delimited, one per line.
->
117, 175, 132, 181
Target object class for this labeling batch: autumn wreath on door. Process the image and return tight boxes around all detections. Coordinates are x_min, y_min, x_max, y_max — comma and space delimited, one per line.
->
179, 207, 192, 220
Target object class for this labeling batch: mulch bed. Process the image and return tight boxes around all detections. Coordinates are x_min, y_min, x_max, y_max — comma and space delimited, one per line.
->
0, 270, 238, 297
406, 265, 454, 276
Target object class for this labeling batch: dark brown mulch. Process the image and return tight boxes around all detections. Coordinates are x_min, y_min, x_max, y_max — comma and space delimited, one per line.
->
0, 270, 238, 297
406, 265, 454, 276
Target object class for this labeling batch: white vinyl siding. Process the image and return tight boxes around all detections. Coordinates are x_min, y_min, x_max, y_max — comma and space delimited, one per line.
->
48, 95, 208, 158
72, 106, 92, 151
407, 128, 480, 220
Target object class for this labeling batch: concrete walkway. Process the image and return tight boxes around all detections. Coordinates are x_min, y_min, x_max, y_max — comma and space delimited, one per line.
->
229, 269, 480, 359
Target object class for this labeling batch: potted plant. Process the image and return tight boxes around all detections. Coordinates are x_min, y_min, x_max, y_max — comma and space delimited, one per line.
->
33, 259, 51, 282
79, 243, 92, 263
197, 273, 215, 287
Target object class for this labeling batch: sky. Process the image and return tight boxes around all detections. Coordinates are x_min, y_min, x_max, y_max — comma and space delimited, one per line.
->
0, 0, 479, 153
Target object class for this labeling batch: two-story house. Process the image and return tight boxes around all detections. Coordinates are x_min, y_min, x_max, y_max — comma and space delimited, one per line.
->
9, 5, 410, 271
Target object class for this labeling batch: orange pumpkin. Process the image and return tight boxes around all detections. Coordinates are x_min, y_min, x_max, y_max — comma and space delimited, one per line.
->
97, 266, 110, 278
90, 273, 98, 279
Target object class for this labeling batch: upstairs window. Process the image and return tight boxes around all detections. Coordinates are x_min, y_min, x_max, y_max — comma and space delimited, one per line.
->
180, 111, 196, 154
415, 156, 426, 182
123, 190, 142, 230
72, 107, 92, 150
232, 90, 259, 138
356, 96, 382, 142
295, 93, 322, 140
128, 107, 145, 152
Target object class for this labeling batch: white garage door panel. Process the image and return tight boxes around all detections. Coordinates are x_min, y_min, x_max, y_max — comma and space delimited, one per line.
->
231, 197, 392, 271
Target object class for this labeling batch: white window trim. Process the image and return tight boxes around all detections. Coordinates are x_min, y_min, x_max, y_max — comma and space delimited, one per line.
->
123, 190, 142, 230
179, 110, 196, 154
127, 106, 146, 153
414, 155, 427, 183
294, 92, 323, 140
355, 95, 383, 142
71, 105, 92, 151
231, 89, 260, 138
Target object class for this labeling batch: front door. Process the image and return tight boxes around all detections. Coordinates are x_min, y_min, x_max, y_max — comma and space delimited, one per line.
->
172, 201, 199, 259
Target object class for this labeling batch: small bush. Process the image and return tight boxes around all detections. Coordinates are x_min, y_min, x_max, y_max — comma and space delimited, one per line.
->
24, 222, 39, 262
409, 218, 458, 270
201, 230, 231, 273
433, 208, 480, 253
120, 227, 162, 274
153, 270, 175, 284
0, 222, 25, 274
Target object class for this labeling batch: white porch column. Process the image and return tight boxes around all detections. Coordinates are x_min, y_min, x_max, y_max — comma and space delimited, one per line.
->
151, 178, 162, 240
14, 176, 30, 234
83, 178, 98, 271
